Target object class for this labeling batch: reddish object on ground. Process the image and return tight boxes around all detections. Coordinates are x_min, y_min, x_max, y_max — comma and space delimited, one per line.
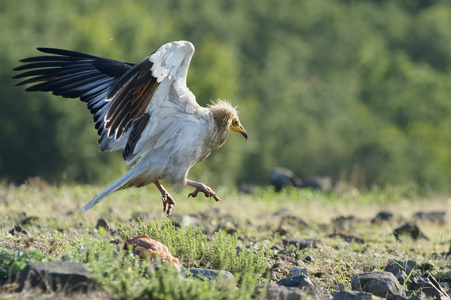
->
123, 234, 181, 271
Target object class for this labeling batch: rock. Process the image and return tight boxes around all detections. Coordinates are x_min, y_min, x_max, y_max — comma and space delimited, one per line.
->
270, 261, 293, 281
270, 168, 302, 192
331, 290, 377, 300
260, 283, 306, 300
407, 273, 450, 300
393, 270, 408, 286
304, 256, 313, 263
282, 238, 323, 250
384, 259, 419, 277
95, 218, 109, 231
328, 233, 364, 244
385, 295, 410, 300
274, 227, 289, 236
278, 215, 309, 229
18, 262, 96, 293
277, 275, 314, 289
237, 240, 270, 256
184, 268, 234, 282
8, 226, 27, 236
332, 216, 357, 234
393, 223, 428, 240
20, 216, 40, 226
289, 267, 311, 277
413, 211, 447, 224
245, 240, 270, 251
300, 176, 333, 192
371, 211, 402, 225
274, 276, 326, 299
419, 262, 434, 272
351, 271, 406, 297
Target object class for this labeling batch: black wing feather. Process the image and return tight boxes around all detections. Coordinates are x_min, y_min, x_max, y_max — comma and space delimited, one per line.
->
13, 48, 136, 151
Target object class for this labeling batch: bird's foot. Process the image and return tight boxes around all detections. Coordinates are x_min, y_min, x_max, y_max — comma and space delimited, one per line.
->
162, 193, 176, 215
187, 180, 221, 202
154, 180, 176, 215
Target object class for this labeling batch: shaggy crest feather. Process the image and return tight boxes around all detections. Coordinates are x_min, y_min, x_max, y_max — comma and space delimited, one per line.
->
208, 100, 238, 127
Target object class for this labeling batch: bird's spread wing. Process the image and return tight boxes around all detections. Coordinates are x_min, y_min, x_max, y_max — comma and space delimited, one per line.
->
13, 48, 136, 151
14, 41, 202, 163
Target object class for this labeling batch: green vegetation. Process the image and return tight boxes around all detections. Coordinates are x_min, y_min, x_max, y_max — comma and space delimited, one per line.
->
1, 0, 451, 191
1, 182, 450, 298
0, 249, 54, 280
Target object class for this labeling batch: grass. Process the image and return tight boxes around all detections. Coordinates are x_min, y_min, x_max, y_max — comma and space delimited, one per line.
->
1, 179, 450, 298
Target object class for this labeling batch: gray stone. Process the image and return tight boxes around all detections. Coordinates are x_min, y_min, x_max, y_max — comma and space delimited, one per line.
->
385, 295, 410, 300
300, 176, 333, 192
270, 168, 302, 192
393, 223, 428, 240
278, 215, 309, 229
8, 226, 27, 236
277, 275, 314, 289
20, 216, 40, 226
282, 238, 323, 250
407, 273, 450, 300
289, 267, 311, 277
331, 290, 377, 300
184, 268, 234, 282
18, 262, 96, 293
328, 233, 364, 244
394, 270, 408, 286
95, 218, 109, 231
384, 259, 419, 278
371, 211, 395, 224
262, 283, 307, 300
351, 271, 406, 297
332, 216, 358, 234
270, 261, 294, 281
413, 211, 447, 224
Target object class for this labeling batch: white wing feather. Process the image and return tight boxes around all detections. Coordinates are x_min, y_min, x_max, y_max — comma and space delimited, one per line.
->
123, 41, 209, 163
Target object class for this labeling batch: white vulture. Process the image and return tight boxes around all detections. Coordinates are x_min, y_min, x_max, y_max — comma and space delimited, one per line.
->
13, 41, 248, 215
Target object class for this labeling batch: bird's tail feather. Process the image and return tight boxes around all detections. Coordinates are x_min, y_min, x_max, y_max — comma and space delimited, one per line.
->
80, 170, 141, 212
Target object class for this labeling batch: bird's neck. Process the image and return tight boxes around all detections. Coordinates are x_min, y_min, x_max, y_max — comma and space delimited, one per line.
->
207, 109, 232, 150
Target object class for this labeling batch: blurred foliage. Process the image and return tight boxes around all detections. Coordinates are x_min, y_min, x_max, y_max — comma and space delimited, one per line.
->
0, 249, 54, 279
1, 0, 451, 190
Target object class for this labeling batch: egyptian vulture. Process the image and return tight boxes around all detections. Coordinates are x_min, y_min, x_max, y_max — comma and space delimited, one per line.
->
13, 41, 248, 215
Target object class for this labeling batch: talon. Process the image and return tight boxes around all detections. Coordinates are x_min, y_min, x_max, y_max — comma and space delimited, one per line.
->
162, 196, 176, 215
154, 181, 176, 215
188, 188, 200, 198
187, 180, 222, 203
162, 196, 167, 212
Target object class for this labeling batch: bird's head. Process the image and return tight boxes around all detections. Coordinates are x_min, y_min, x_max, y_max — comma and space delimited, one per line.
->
209, 100, 248, 140
230, 116, 248, 140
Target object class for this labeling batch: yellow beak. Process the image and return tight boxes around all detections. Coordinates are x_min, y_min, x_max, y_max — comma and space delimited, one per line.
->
231, 123, 248, 140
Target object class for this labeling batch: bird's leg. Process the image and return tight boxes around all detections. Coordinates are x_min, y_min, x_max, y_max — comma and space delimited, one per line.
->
187, 180, 221, 202
154, 180, 176, 215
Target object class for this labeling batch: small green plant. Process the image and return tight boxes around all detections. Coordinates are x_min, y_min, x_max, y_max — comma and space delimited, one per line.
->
118, 219, 270, 282
63, 235, 265, 300
0, 249, 54, 279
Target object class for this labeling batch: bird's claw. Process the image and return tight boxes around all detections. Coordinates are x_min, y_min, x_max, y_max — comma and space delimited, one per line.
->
188, 185, 221, 202
162, 194, 176, 215
188, 189, 199, 198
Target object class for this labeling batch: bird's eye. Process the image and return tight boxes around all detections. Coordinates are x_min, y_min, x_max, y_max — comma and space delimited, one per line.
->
233, 120, 239, 126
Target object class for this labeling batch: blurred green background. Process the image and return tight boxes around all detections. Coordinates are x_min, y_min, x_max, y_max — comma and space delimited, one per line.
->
1, 0, 451, 191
